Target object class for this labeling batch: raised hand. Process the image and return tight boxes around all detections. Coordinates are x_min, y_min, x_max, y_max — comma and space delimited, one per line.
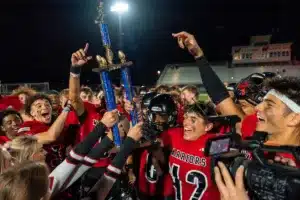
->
172, 31, 204, 59
214, 162, 249, 200
71, 43, 92, 67
127, 122, 143, 142
101, 109, 119, 128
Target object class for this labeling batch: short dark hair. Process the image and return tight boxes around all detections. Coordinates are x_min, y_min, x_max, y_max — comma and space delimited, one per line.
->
0, 109, 22, 126
24, 94, 52, 115
80, 87, 93, 96
184, 102, 216, 121
59, 89, 69, 98
266, 76, 300, 105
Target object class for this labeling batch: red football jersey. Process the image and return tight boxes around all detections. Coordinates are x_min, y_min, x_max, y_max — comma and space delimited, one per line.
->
18, 120, 66, 170
78, 102, 104, 143
138, 149, 174, 197
0, 135, 10, 144
0, 95, 23, 111
65, 110, 79, 127
116, 104, 131, 121
241, 113, 257, 139
165, 127, 220, 200
79, 102, 110, 168
240, 113, 258, 160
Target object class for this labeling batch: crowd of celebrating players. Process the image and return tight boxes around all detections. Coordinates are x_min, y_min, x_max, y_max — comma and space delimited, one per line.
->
0, 31, 299, 200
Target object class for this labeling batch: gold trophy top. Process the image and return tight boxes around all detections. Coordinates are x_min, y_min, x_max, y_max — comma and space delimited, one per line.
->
96, 55, 108, 70
118, 51, 126, 64
105, 47, 114, 65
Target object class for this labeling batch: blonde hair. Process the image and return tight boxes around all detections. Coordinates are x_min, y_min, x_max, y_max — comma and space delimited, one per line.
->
168, 86, 182, 104
0, 161, 49, 200
59, 88, 69, 98
0, 136, 40, 173
11, 86, 36, 97
155, 85, 170, 94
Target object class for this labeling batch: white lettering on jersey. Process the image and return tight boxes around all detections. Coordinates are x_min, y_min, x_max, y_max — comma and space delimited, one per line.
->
171, 148, 207, 167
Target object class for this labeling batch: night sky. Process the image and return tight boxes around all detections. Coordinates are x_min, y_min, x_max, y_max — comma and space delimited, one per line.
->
0, 0, 299, 88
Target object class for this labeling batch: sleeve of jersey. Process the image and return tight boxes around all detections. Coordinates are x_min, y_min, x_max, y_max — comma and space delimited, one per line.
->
104, 137, 136, 181
86, 137, 136, 198
70, 122, 106, 156
48, 122, 107, 195
64, 136, 114, 190
195, 56, 229, 105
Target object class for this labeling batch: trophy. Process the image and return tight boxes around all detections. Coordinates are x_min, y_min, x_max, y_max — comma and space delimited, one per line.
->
93, 0, 121, 147
88, 1, 139, 198
94, 0, 139, 129
119, 51, 138, 126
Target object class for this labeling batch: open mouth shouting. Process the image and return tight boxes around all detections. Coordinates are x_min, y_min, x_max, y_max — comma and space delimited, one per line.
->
256, 112, 267, 131
40, 111, 52, 123
183, 126, 194, 139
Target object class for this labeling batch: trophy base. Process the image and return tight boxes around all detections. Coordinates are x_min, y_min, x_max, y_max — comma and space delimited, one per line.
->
92, 61, 133, 73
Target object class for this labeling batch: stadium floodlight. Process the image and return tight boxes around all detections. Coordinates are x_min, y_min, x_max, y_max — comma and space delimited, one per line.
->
110, 2, 129, 14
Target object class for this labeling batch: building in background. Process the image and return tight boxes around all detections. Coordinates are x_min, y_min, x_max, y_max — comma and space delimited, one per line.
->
158, 35, 300, 86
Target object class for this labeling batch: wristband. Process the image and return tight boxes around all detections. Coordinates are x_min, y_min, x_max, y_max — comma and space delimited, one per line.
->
70, 73, 80, 78
70, 65, 81, 75
63, 99, 72, 108
63, 106, 71, 113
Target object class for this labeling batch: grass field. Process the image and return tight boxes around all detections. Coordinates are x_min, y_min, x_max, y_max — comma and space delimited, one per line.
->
198, 93, 209, 102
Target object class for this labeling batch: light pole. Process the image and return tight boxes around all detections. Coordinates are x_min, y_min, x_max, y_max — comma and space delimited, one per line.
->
110, 2, 128, 50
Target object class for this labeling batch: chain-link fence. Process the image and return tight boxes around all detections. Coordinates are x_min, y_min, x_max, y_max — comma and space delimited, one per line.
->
0, 82, 50, 95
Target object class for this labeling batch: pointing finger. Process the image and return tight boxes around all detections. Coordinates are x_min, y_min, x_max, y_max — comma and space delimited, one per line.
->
172, 32, 189, 38
75, 52, 83, 60
79, 49, 86, 58
178, 37, 185, 49
84, 43, 89, 53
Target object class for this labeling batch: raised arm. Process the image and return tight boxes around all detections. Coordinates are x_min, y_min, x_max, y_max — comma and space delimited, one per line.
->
69, 43, 92, 116
172, 32, 245, 133
18, 106, 71, 144
35, 107, 71, 144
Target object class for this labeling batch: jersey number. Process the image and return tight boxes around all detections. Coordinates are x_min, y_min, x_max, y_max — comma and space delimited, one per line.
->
145, 153, 158, 182
170, 164, 208, 200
